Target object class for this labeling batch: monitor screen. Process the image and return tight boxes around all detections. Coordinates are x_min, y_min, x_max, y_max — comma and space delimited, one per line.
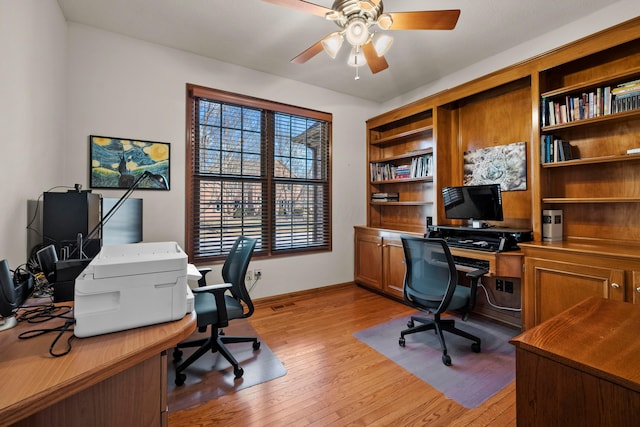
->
442, 184, 503, 222
102, 198, 143, 245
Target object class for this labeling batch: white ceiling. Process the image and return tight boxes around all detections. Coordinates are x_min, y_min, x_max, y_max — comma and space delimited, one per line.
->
57, 0, 629, 103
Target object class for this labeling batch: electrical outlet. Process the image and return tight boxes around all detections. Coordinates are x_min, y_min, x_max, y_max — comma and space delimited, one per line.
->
246, 270, 253, 282
254, 269, 262, 280
496, 279, 504, 292
505, 281, 514, 294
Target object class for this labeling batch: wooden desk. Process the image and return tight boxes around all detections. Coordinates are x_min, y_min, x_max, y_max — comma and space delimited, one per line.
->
510, 297, 640, 426
0, 305, 196, 426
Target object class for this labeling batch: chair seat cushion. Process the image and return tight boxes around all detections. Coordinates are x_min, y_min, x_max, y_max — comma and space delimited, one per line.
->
194, 292, 245, 328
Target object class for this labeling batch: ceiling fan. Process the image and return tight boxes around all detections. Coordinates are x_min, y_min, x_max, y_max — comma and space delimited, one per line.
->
262, 0, 460, 77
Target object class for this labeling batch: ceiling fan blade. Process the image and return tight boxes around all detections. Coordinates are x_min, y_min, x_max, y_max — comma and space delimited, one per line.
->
362, 42, 389, 74
261, 0, 333, 17
388, 10, 461, 30
291, 39, 325, 64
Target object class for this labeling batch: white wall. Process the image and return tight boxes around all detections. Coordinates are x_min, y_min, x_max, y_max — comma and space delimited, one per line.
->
0, 0, 68, 267
380, 0, 640, 112
65, 24, 377, 298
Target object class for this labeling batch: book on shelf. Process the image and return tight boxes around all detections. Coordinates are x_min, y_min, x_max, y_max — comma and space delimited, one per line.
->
542, 135, 574, 163
371, 192, 399, 202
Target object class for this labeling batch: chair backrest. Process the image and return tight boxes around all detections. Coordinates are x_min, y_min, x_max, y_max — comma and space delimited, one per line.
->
222, 236, 257, 317
401, 236, 459, 315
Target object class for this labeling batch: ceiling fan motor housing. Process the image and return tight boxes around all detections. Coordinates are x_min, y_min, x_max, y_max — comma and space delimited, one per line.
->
329, 0, 384, 32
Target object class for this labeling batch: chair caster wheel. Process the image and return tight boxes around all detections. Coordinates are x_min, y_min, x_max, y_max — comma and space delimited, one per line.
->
175, 373, 186, 386
399, 337, 406, 347
173, 348, 183, 361
471, 342, 481, 353
442, 354, 452, 366
407, 320, 415, 328
253, 340, 261, 350
234, 367, 244, 379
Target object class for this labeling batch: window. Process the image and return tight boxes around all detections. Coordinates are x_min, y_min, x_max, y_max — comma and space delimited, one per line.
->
186, 84, 332, 262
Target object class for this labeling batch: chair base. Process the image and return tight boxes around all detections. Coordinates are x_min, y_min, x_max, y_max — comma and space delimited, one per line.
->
399, 314, 481, 366
173, 328, 260, 385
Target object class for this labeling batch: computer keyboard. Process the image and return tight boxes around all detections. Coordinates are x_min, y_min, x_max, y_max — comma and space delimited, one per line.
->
453, 255, 490, 270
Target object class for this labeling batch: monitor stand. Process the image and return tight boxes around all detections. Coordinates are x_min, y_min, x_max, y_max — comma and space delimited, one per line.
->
471, 220, 489, 229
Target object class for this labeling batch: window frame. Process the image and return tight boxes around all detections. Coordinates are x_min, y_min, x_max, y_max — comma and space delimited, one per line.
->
185, 84, 332, 263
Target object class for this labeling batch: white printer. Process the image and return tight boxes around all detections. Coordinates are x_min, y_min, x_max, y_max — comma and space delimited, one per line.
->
74, 241, 194, 338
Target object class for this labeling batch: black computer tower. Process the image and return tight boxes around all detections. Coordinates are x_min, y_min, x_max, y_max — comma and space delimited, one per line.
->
43, 191, 102, 258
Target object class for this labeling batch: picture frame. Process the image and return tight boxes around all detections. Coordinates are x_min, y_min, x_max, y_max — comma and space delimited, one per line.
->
90, 135, 170, 190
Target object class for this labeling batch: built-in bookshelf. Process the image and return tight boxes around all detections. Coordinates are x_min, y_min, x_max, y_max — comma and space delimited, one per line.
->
366, 109, 434, 232
537, 37, 640, 241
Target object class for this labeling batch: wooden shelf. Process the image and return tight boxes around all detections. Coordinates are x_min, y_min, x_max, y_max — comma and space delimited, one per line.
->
543, 197, 640, 204
541, 65, 640, 98
370, 200, 433, 206
542, 153, 640, 167
371, 176, 433, 184
370, 125, 433, 146
370, 148, 432, 164
541, 108, 640, 133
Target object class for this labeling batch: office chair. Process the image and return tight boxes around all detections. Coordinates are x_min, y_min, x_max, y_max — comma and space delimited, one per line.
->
173, 236, 259, 385
398, 236, 488, 366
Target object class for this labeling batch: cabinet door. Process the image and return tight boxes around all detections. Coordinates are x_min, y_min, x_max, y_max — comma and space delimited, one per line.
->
354, 231, 383, 289
383, 238, 406, 300
524, 258, 625, 329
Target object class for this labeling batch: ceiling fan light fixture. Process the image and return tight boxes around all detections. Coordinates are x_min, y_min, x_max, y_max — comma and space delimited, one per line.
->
345, 19, 370, 46
347, 46, 367, 68
372, 33, 393, 56
321, 32, 344, 59
377, 13, 393, 30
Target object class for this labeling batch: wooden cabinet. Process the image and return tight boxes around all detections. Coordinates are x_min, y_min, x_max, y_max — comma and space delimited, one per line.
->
354, 226, 415, 300
520, 241, 640, 329
510, 297, 640, 426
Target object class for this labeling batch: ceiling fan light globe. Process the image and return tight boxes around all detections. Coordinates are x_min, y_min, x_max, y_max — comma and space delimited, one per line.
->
345, 19, 370, 46
347, 47, 367, 67
372, 33, 393, 56
321, 32, 344, 59
377, 14, 393, 30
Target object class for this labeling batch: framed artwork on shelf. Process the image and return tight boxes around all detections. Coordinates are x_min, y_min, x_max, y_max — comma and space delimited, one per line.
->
463, 141, 527, 191
90, 135, 170, 190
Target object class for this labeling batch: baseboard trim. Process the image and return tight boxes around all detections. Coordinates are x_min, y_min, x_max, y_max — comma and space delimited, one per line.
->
252, 281, 356, 308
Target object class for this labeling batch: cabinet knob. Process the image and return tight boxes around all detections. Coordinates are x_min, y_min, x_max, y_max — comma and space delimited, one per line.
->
636, 287, 640, 293
611, 282, 620, 289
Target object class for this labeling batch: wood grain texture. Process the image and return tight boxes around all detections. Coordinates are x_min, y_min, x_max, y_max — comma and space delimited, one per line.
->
511, 297, 640, 425
0, 308, 196, 426
168, 285, 516, 426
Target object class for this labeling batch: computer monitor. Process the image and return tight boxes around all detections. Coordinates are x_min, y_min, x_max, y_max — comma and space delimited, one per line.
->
442, 184, 504, 226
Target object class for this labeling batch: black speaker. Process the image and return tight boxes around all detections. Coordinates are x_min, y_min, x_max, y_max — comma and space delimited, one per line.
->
37, 244, 58, 283
0, 259, 17, 331
43, 191, 101, 257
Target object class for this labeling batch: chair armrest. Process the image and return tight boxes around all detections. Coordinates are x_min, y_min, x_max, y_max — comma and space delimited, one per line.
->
465, 268, 488, 279
197, 267, 213, 287
191, 283, 232, 294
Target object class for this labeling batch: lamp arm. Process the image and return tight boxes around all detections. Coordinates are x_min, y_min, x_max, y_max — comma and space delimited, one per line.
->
71, 171, 153, 259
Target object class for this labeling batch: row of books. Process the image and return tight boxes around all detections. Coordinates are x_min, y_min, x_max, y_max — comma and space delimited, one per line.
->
541, 135, 576, 163
541, 78, 640, 127
371, 192, 399, 202
370, 154, 432, 182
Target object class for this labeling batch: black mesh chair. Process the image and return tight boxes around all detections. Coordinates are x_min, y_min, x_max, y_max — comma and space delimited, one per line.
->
173, 236, 259, 385
398, 236, 488, 366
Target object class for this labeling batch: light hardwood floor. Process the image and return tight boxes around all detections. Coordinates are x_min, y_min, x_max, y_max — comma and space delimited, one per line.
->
168, 284, 517, 426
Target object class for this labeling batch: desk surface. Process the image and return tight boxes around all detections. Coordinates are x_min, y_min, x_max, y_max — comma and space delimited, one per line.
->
0, 304, 196, 426
510, 296, 640, 391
